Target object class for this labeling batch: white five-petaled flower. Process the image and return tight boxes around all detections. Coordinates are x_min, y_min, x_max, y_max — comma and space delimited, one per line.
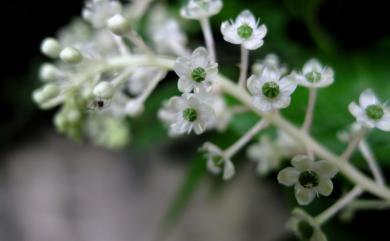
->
221, 10, 267, 50
174, 47, 218, 93
288, 208, 328, 241
277, 155, 338, 205
348, 89, 390, 131
158, 94, 216, 136
294, 59, 334, 88
180, 0, 223, 20
201, 142, 235, 180
247, 67, 297, 112
252, 54, 288, 76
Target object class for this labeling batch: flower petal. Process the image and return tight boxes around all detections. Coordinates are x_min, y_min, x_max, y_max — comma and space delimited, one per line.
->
272, 96, 291, 109
178, 76, 193, 93
291, 155, 313, 171
348, 102, 363, 118
221, 21, 242, 44
316, 179, 333, 196
207, 158, 221, 174
279, 75, 297, 96
376, 114, 390, 131
295, 185, 316, 205
278, 167, 300, 186
247, 75, 261, 95
313, 160, 338, 179
359, 89, 379, 108
223, 160, 235, 180
236, 10, 256, 27
252, 96, 272, 112
253, 24, 267, 39
191, 47, 209, 68
303, 59, 322, 74
243, 38, 264, 50
173, 57, 191, 76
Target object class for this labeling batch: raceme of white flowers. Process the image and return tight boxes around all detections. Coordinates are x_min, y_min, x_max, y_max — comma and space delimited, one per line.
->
33, 0, 390, 239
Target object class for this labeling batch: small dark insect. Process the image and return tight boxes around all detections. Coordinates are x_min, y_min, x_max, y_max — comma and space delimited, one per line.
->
88, 98, 110, 111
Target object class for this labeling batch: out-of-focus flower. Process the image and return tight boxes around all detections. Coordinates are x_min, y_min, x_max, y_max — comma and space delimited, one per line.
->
201, 142, 235, 180
247, 135, 282, 175
180, 0, 223, 20
349, 89, 390, 131
247, 67, 297, 112
278, 155, 338, 205
252, 54, 287, 76
158, 94, 216, 136
294, 59, 334, 88
174, 47, 218, 93
221, 10, 267, 50
82, 0, 122, 28
288, 208, 328, 241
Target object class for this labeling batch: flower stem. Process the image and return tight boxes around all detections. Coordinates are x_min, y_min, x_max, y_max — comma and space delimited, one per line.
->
199, 18, 216, 63
341, 127, 367, 161
224, 119, 268, 158
315, 186, 363, 225
136, 71, 167, 103
347, 199, 390, 210
302, 88, 317, 132
359, 140, 385, 186
238, 46, 249, 88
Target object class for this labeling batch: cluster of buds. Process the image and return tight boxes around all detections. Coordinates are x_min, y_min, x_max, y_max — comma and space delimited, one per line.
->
33, 0, 390, 240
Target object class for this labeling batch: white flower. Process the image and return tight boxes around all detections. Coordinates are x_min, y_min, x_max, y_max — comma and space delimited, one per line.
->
173, 47, 218, 93
127, 67, 160, 95
277, 155, 338, 205
247, 135, 282, 175
221, 10, 267, 50
274, 130, 305, 157
288, 208, 328, 241
82, 0, 122, 28
294, 59, 334, 88
252, 54, 288, 76
158, 94, 216, 136
180, 0, 223, 20
201, 142, 235, 180
247, 67, 297, 112
348, 89, 390, 131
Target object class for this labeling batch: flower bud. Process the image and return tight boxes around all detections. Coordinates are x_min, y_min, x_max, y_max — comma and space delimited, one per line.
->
40, 37, 62, 58
33, 83, 60, 104
39, 63, 59, 81
60, 47, 83, 64
125, 99, 144, 117
107, 14, 130, 36
93, 81, 115, 99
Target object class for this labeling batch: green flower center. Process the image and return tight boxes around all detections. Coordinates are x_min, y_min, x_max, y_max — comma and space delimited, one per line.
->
191, 67, 207, 82
237, 24, 253, 39
365, 104, 384, 120
262, 81, 280, 98
299, 171, 320, 188
212, 156, 224, 167
305, 71, 321, 83
297, 220, 314, 240
183, 108, 198, 122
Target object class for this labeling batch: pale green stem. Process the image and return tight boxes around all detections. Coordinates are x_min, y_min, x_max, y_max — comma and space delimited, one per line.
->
348, 199, 390, 210
224, 119, 268, 158
315, 186, 363, 225
126, 30, 154, 56
94, 55, 390, 200
302, 88, 317, 132
341, 127, 367, 161
359, 139, 385, 186
199, 17, 216, 63
238, 45, 249, 88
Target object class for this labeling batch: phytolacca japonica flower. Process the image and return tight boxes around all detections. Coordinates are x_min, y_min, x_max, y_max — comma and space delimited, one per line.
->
201, 142, 235, 180
278, 155, 338, 205
294, 59, 334, 88
173, 47, 218, 93
348, 89, 390, 131
221, 10, 267, 50
288, 208, 328, 241
158, 93, 216, 136
180, 0, 223, 20
247, 67, 297, 112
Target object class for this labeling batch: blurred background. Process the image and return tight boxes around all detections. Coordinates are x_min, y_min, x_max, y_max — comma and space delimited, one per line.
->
1, 0, 390, 240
